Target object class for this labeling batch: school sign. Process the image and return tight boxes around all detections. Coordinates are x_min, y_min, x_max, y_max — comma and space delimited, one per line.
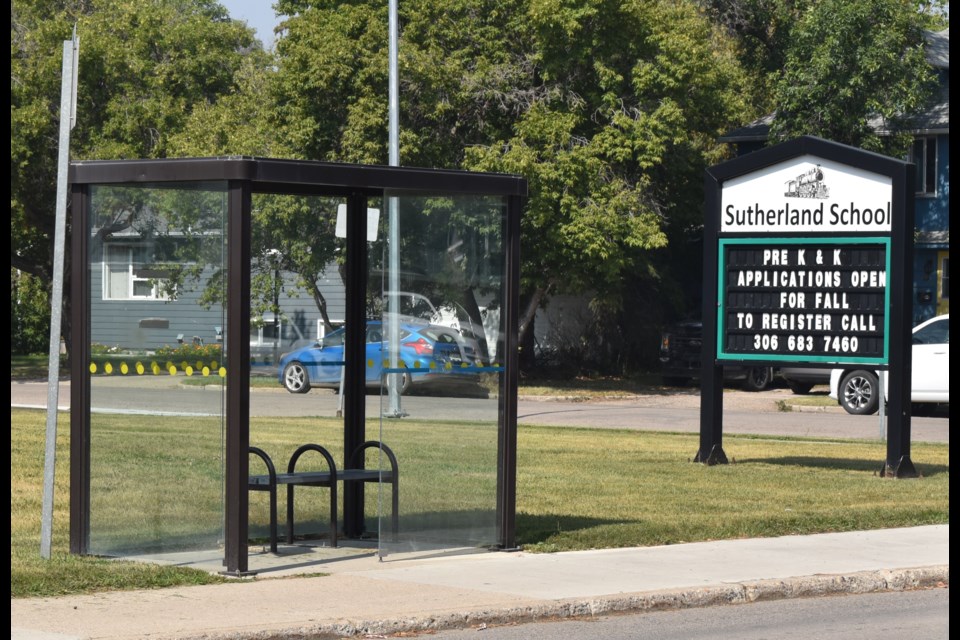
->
697, 136, 918, 478
718, 154, 893, 364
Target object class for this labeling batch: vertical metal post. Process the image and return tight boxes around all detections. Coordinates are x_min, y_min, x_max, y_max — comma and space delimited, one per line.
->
69, 184, 90, 556
696, 169, 727, 465
385, 0, 403, 417
883, 163, 916, 478
271, 252, 281, 366
42, 29, 79, 559
224, 181, 252, 574
388, 0, 399, 169
878, 370, 885, 440
497, 195, 522, 549
344, 193, 369, 537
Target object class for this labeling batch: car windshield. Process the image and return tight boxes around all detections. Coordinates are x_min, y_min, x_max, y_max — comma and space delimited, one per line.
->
913, 318, 948, 345
319, 324, 414, 347
418, 327, 460, 344
319, 329, 344, 347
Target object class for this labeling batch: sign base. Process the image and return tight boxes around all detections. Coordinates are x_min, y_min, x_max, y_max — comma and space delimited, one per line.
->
694, 444, 729, 466
880, 456, 919, 479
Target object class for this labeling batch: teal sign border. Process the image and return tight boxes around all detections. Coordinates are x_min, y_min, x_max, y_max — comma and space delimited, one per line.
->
716, 236, 891, 365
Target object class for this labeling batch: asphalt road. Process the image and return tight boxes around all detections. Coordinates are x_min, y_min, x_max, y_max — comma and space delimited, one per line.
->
11, 378, 948, 443
420, 588, 949, 640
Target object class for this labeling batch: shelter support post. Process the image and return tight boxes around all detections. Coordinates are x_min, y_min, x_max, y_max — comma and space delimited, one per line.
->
343, 192, 369, 539
496, 194, 522, 550
223, 180, 253, 575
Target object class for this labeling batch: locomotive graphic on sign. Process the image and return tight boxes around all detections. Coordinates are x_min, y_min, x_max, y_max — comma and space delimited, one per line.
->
784, 165, 830, 199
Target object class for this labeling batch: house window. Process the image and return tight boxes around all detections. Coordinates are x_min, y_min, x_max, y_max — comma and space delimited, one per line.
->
911, 137, 937, 196
103, 244, 172, 300
940, 255, 949, 301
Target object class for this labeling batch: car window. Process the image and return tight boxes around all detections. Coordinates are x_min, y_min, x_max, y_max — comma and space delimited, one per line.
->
420, 328, 457, 343
318, 325, 411, 345
393, 293, 437, 319
371, 326, 412, 341
320, 330, 344, 347
913, 318, 949, 345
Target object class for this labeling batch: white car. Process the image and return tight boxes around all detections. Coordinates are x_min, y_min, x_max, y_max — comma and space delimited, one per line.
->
829, 314, 949, 415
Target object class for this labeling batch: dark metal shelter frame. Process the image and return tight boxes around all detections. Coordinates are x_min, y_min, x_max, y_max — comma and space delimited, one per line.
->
68, 157, 527, 574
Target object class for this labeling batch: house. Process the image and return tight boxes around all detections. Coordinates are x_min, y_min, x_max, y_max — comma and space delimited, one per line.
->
718, 29, 949, 325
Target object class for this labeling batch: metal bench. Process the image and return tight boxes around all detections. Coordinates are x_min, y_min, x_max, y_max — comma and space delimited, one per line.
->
248, 441, 399, 552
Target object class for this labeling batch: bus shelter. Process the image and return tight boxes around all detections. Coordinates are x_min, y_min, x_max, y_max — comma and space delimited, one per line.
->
68, 157, 526, 574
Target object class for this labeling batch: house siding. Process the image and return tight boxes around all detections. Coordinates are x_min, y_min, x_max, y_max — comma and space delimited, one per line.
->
91, 258, 345, 353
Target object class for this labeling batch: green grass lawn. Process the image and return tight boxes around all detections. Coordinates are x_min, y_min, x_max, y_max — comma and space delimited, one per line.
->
11, 405, 948, 599
11, 354, 67, 380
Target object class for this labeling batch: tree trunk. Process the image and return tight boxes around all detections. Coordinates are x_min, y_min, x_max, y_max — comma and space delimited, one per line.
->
458, 286, 491, 363
518, 283, 552, 372
308, 279, 336, 334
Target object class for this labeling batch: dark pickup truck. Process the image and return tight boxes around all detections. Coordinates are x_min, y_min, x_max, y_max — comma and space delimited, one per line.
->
659, 320, 774, 391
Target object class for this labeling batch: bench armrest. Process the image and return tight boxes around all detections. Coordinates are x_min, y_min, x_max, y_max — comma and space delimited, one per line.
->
349, 440, 399, 477
288, 443, 338, 478
249, 446, 277, 484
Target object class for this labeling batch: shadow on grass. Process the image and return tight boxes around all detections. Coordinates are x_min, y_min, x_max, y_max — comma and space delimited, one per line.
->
515, 513, 634, 546
738, 456, 949, 478
10, 354, 70, 381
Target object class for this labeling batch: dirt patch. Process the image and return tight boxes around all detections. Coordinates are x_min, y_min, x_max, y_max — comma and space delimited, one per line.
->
522, 385, 835, 414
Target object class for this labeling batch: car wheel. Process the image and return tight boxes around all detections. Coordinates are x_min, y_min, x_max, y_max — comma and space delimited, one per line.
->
839, 370, 879, 415
282, 361, 311, 394
787, 380, 815, 395
741, 367, 772, 392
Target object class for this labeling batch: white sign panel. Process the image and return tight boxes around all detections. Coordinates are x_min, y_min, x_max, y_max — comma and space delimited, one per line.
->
721, 154, 892, 233
335, 203, 381, 241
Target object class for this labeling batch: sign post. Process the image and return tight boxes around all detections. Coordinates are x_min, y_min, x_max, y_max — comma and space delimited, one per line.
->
41, 28, 79, 559
698, 136, 915, 477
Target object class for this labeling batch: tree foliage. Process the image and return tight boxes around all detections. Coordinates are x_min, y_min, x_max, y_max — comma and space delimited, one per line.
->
12, 0, 258, 272
11, 270, 51, 354
15, 0, 941, 372
11, 0, 259, 352
696, 0, 797, 113
768, 0, 938, 155
699, 0, 944, 156
273, 0, 752, 349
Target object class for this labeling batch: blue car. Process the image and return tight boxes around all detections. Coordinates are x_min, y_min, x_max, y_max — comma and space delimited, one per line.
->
278, 320, 479, 394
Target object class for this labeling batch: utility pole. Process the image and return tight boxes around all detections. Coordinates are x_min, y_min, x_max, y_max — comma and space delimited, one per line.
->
385, 0, 406, 417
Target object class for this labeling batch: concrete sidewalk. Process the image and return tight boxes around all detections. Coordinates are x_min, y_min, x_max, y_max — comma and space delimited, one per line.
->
11, 525, 949, 640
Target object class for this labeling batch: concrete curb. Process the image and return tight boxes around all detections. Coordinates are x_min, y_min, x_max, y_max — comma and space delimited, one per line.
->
169, 566, 948, 640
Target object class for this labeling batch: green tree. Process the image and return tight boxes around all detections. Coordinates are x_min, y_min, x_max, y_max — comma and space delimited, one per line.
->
768, 0, 939, 155
11, 269, 51, 354
466, 0, 751, 361
11, 0, 259, 352
164, 53, 351, 332
273, 0, 752, 364
696, 0, 797, 113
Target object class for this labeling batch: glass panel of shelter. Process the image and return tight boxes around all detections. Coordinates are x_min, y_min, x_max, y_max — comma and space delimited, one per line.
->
86, 182, 228, 557
247, 193, 352, 551
374, 191, 506, 558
